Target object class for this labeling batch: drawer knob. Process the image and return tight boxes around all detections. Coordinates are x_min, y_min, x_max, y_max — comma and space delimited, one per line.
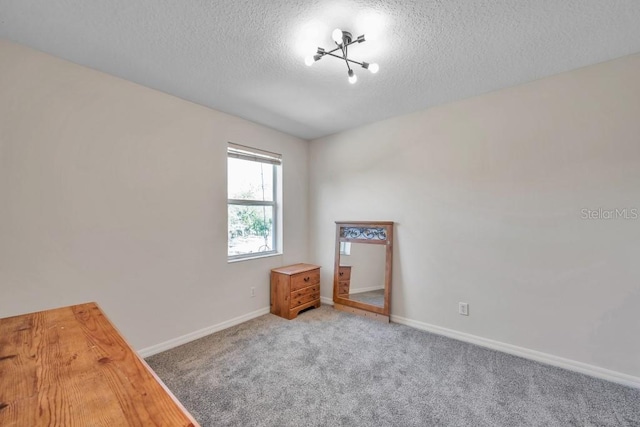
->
339, 272, 343, 276
304, 277, 310, 282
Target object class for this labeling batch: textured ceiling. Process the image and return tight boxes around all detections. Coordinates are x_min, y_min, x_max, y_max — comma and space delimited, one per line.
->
1, 1, 640, 140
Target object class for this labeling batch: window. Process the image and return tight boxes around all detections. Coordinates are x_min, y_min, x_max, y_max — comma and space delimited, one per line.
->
339, 242, 351, 256
227, 143, 281, 260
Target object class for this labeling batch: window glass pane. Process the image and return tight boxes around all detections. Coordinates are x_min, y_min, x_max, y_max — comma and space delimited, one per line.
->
228, 205, 274, 257
228, 157, 274, 201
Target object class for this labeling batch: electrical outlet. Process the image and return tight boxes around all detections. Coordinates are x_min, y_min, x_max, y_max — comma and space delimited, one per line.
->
459, 302, 469, 316
250, 287, 256, 297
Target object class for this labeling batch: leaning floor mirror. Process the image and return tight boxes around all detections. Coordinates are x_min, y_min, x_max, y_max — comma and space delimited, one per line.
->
333, 221, 393, 322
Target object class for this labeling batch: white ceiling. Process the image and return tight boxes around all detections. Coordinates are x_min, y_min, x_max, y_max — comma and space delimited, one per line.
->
1, 1, 640, 140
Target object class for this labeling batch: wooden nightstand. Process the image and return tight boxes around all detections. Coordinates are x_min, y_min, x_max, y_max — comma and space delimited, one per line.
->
270, 263, 321, 319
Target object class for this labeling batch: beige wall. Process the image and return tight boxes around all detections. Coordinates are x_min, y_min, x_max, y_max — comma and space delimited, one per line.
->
310, 54, 640, 378
0, 40, 310, 350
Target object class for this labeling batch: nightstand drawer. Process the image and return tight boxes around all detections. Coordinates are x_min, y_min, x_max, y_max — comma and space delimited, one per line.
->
291, 284, 319, 300
291, 291, 320, 309
338, 266, 351, 281
338, 281, 350, 295
291, 269, 320, 291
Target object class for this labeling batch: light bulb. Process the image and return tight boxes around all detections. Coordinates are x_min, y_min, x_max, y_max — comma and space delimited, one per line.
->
348, 72, 357, 84
332, 28, 343, 44
369, 63, 379, 74
304, 56, 314, 66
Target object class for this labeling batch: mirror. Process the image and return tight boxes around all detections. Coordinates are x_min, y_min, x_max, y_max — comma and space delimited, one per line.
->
333, 221, 393, 322
339, 243, 386, 307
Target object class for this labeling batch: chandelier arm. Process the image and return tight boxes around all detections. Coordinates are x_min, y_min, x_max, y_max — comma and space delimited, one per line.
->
315, 46, 340, 61
339, 42, 347, 59
324, 52, 365, 67
338, 43, 351, 72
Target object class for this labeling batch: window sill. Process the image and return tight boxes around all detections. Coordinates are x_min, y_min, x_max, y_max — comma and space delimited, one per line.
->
227, 252, 283, 264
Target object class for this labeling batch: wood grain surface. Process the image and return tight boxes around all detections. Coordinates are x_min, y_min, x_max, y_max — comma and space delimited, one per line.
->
270, 264, 321, 320
0, 302, 199, 426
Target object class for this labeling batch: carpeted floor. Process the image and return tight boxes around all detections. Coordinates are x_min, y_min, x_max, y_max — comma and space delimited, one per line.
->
146, 306, 640, 427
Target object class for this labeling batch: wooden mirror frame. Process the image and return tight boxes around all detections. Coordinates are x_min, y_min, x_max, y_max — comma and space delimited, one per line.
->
333, 221, 393, 322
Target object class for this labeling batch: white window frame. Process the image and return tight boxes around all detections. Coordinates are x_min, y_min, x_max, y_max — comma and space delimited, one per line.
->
227, 142, 281, 261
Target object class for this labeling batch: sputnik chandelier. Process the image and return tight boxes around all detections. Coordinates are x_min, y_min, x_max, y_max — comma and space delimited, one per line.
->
305, 28, 379, 84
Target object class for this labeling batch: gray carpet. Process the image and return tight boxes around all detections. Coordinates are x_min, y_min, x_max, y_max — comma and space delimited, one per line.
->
349, 289, 385, 307
146, 306, 640, 427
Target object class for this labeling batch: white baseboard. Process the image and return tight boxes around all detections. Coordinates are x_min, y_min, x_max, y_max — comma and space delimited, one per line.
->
138, 307, 270, 358
390, 314, 640, 389
320, 296, 334, 306
349, 286, 385, 294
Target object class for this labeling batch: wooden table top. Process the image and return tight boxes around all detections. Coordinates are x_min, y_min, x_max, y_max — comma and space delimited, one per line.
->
271, 263, 320, 275
0, 302, 199, 426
